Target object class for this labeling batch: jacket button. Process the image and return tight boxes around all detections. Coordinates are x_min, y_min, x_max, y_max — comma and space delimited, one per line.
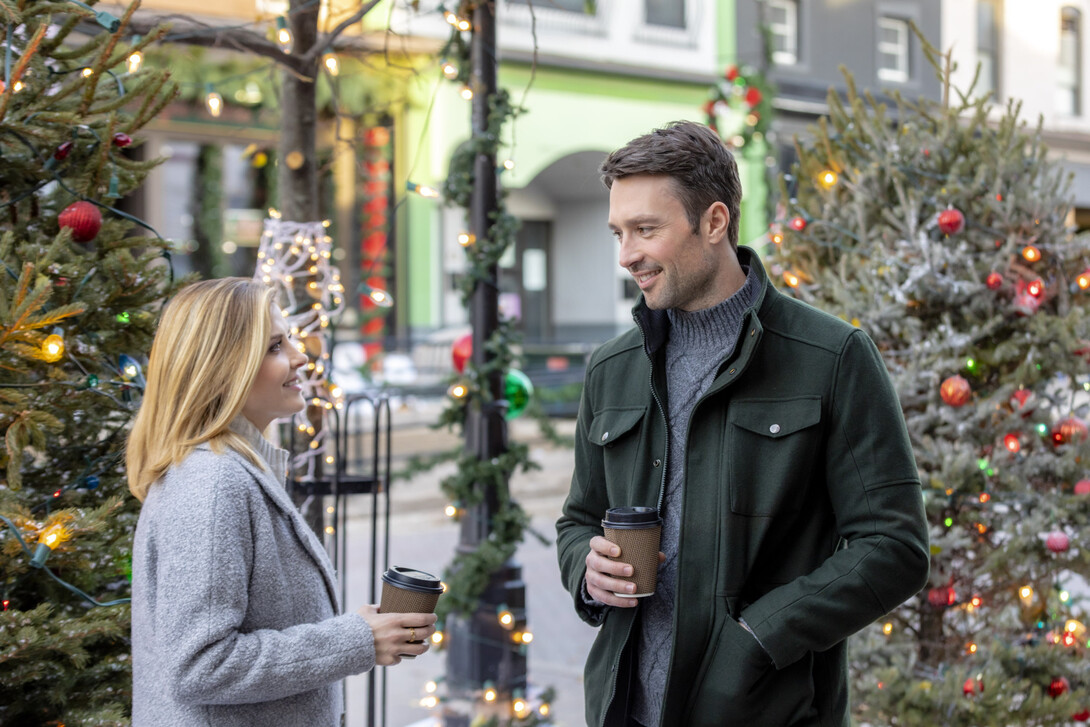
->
601, 432, 609, 441
653, 458, 662, 467
769, 423, 781, 434
729, 368, 736, 375
750, 328, 756, 336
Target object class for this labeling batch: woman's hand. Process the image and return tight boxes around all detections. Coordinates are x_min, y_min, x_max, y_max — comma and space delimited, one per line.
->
357, 605, 438, 666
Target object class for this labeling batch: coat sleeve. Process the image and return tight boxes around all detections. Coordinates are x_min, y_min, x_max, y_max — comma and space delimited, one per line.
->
149, 455, 376, 705
556, 366, 610, 627
741, 329, 929, 669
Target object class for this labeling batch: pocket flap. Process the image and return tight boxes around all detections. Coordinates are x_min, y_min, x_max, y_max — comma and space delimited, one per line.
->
729, 396, 821, 438
587, 406, 645, 446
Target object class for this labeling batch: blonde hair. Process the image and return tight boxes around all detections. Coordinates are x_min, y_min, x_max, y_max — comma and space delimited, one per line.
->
126, 278, 276, 501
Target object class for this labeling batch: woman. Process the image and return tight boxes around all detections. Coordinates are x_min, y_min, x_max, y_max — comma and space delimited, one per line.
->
127, 278, 435, 726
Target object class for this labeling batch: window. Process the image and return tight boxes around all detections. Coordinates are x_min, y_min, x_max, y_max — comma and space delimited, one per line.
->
976, 0, 1000, 97
506, 0, 587, 12
877, 17, 910, 83
767, 0, 799, 65
1059, 6, 1082, 115
645, 0, 684, 28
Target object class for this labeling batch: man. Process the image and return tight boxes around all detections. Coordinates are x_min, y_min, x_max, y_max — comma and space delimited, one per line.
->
555, 121, 929, 727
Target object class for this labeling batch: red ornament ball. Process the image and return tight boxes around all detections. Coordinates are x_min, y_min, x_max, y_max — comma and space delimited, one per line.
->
1075, 479, 1090, 495
112, 132, 133, 148
1049, 677, 1071, 699
789, 216, 807, 232
937, 208, 965, 235
963, 676, 984, 696
725, 65, 740, 81
940, 375, 972, 407
1011, 389, 1032, 408
985, 271, 1003, 290
744, 86, 762, 107
1046, 531, 1071, 553
1073, 708, 1090, 722
58, 201, 102, 243
1053, 416, 1089, 446
451, 333, 472, 374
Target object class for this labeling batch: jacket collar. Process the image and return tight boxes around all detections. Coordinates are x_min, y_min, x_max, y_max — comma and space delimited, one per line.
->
632, 245, 773, 358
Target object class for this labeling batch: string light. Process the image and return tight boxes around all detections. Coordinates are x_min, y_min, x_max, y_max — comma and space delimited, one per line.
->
770, 231, 784, 245
502, 159, 515, 170
406, 181, 440, 198
31, 522, 72, 567
441, 60, 458, 79
457, 232, 476, 246
1078, 270, 1090, 290
431, 629, 444, 645
275, 17, 293, 53
539, 703, 550, 717
205, 85, 223, 117
41, 328, 65, 362
513, 695, 529, 718
425, 680, 438, 694
1022, 245, 1041, 262
81, 68, 94, 78
497, 608, 514, 628
444, 504, 459, 518
783, 271, 800, 288
460, 85, 474, 100
882, 622, 893, 635
448, 382, 468, 399
1027, 279, 1044, 297
420, 695, 439, 709
1019, 585, 1034, 602
483, 685, 497, 702
127, 36, 143, 74
818, 169, 839, 189
324, 55, 339, 76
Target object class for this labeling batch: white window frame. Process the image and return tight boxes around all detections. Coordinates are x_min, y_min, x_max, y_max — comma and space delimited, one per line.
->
1058, 6, 1082, 116
767, 0, 799, 66
877, 16, 910, 83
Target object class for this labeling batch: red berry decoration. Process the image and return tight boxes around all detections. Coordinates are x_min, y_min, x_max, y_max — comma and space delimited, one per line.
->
985, 271, 1002, 289
54, 141, 74, 160
744, 86, 762, 107
940, 375, 972, 407
962, 676, 984, 696
927, 586, 956, 608
937, 207, 965, 235
112, 132, 132, 148
1049, 677, 1070, 698
789, 216, 807, 232
1073, 709, 1090, 722
725, 65, 739, 81
58, 201, 102, 243
1046, 531, 1070, 553
1011, 389, 1032, 408
451, 333, 472, 374
1075, 479, 1090, 495
1053, 416, 1089, 446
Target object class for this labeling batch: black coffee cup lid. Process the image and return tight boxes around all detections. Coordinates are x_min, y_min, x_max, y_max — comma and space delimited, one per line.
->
382, 566, 444, 593
602, 506, 661, 529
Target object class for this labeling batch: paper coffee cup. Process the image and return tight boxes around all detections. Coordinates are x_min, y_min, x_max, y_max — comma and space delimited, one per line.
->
601, 507, 662, 598
380, 566, 443, 658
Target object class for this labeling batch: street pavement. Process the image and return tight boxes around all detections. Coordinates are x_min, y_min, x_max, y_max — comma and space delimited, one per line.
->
335, 398, 596, 726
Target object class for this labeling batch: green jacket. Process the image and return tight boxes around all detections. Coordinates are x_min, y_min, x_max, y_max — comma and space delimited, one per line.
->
556, 247, 929, 727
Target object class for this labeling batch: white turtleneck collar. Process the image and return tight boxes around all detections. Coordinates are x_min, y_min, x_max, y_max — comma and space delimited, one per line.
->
229, 416, 291, 484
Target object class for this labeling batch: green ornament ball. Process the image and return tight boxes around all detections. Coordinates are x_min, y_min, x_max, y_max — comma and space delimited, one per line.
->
504, 369, 534, 420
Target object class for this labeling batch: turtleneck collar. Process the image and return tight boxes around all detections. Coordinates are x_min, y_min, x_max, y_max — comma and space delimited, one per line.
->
666, 263, 760, 347
229, 415, 290, 483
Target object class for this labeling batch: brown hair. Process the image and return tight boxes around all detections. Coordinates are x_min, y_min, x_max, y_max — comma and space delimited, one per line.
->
599, 120, 742, 249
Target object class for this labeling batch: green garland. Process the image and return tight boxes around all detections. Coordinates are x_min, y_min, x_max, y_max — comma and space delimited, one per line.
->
430, 13, 540, 627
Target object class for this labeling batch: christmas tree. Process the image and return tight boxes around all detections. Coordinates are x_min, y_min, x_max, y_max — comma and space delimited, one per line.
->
0, 1, 178, 724
771, 39, 1090, 725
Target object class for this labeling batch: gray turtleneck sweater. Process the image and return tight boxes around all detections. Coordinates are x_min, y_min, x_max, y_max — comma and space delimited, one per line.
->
631, 265, 760, 727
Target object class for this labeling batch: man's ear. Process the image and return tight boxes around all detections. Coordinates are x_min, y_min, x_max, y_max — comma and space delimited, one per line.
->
704, 201, 730, 245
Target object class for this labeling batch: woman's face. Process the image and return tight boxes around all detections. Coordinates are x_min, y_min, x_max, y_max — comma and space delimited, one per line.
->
241, 306, 308, 431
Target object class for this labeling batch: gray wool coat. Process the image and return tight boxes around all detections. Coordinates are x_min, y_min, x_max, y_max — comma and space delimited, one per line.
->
131, 418, 375, 726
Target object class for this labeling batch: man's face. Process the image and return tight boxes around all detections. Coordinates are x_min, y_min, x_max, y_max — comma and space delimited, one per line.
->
608, 174, 721, 312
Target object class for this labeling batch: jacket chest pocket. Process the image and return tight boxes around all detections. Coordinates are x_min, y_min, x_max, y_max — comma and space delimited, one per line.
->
727, 396, 823, 516
587, 406, 647, 503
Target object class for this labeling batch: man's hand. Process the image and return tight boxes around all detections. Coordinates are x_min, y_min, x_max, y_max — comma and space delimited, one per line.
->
584, 535, 664, 608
